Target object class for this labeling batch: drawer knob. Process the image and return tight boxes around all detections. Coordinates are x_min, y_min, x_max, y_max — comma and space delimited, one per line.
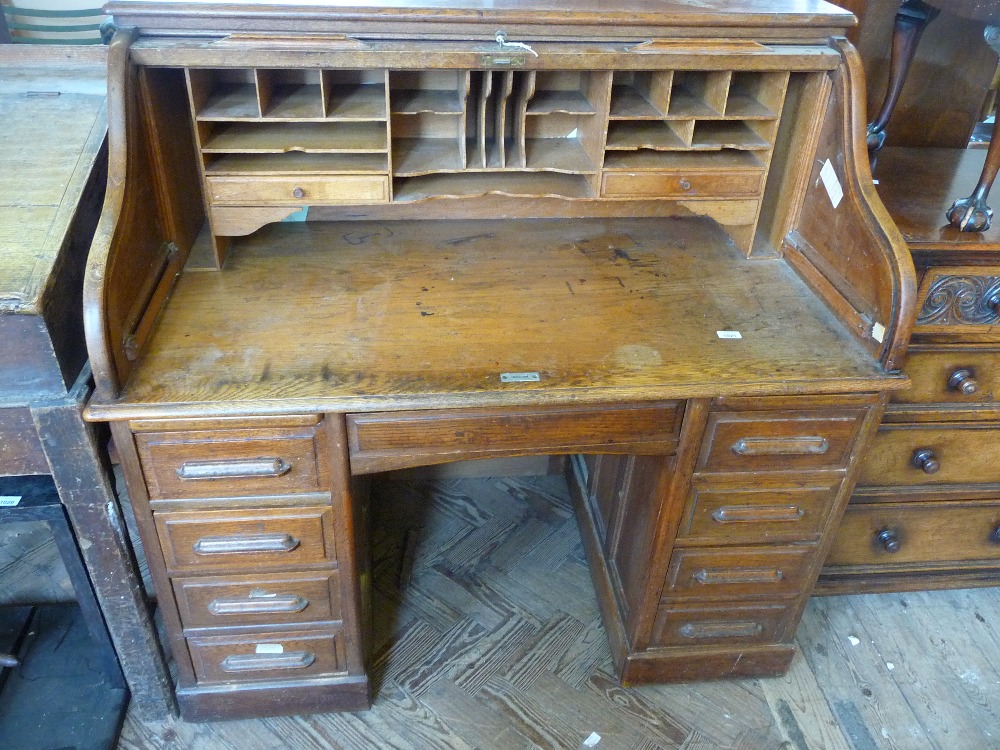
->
876, 528, 901, 553
991, 525, 1000, 545
292, 186, 305, 199
948, 368, 978, 395
679, 179, 692, 191
911, 448, 940, 474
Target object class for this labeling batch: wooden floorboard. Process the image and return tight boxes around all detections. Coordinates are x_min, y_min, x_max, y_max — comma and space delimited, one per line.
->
5, 472, 1000, 749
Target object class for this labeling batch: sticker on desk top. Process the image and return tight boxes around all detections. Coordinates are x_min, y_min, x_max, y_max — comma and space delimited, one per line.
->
0, 496, 22, 507
716, 330, 742, 339
819, 159, 844, 209
255, 643, 284, 654
583, 732, 602, 747
500, 371, 541, 383
871, 321, 886, 344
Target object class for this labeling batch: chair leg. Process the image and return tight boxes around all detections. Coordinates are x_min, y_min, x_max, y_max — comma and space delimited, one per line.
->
867, 0, 941, 164
947, 25, 1000, 231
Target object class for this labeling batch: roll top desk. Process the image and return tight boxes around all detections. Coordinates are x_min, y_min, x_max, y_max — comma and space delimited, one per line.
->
84, 0, 917, 720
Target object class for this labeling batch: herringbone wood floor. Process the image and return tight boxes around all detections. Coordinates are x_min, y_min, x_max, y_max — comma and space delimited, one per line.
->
6, 472, 1000, 748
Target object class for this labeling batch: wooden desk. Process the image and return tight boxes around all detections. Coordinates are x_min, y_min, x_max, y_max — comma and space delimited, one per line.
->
0, 46, 174, 719
84, 0, 917, 720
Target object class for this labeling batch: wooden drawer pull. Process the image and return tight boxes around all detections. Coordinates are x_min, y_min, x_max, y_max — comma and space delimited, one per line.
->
948, 368, 979, 395
193, 533, 300, 555
876, 528, 901, 553
692, 567, 784, 585
730, 436, 829, 457
911, 448, 940, 474
221, 651, 315, 672
711, 505, 804, 524
208, 591, 309, 616
679, 621, 764, 639
176, 457, 292, 480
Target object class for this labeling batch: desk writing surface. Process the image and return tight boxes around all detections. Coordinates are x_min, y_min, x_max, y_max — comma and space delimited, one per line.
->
0, 49, 107, 314
105, 216, 899, 418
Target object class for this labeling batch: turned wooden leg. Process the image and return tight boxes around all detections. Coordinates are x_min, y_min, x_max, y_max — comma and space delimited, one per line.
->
867, 0, 941, 163
947, 25, 1000, 231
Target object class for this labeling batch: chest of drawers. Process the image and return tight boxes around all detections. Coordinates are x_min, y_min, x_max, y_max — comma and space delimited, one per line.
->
83, 0, 915, 720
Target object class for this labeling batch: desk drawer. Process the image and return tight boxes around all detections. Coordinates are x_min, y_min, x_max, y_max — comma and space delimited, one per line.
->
173, 571, 342, 631
155, 506, 337, 573
664, 545, 816, 600
651, 602, 794, 648
678, 481, 840, 545
857, 424, 1000, 487
347, 403, 684, 474
891, 348, 1000, 405
206, 175, 389, 206
697, 409, 865, 474
188, 628, 347, 685
826, 502, 1000, 567
136, 425, 324, 500
601, 170, 763, 199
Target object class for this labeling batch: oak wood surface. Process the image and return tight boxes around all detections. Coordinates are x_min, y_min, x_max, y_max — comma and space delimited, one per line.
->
89, 217, 898, 421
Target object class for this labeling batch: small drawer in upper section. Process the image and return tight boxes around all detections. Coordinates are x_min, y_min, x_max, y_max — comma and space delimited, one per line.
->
663, 545, 817, 600
206, 175, 390, 206
677, 478, 841, 546
600, 169, 763, 199
696, 407, 868, 475
856, 423, 1000, 488
173, 570, 342, 631
154, 505, 337, 574
346, 402, 684, 474
134, 419, 326, 500
890, 347, 1000, 406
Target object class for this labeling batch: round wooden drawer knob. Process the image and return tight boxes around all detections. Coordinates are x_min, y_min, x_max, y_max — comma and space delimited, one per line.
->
679, 179, 692, 191
948, 368, 978, 395
876, 529, 901, 553
292, 186, 305, 199
991, 525, 1000, 545
912, 448, 940, 474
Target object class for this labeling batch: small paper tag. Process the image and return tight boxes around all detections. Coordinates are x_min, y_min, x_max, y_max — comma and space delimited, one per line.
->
871, 322, 886, 343
583, 732, 602, 747
500, 371, 541, 382
0, 496, 22, 507
255, 643, 284, 654
716, 330, 742, 339
281, 206, 309, 222
820, 159, 844, 209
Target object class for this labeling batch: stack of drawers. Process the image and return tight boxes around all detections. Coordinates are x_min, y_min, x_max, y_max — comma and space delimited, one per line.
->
658, 396, 877, 654
822, 268, 1000, 592
123, 415, 367, 717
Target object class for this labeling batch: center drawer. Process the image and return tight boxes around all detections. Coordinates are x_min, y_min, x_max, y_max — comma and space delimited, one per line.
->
206, 175, 389, 206
347, 402, 684, 474
154, 505, 337, 573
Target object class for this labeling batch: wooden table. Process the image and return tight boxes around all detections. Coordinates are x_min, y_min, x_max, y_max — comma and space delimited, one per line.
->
0, 46, 174, 719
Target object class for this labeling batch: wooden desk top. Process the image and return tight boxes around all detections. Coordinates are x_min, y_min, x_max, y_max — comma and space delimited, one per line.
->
90, 216, 902, 420
0, 47, 107, 316
104, 0, 856, 40
874, 147, 1000, 258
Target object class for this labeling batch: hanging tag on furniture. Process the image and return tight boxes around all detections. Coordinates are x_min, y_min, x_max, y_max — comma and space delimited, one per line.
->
819, 159, 843, 209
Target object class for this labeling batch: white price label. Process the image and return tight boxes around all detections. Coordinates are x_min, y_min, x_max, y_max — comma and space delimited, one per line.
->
716, 331, 742, 339
0, 496, 22, 507
255, 643, 284, 654
820, 159, 844, 209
